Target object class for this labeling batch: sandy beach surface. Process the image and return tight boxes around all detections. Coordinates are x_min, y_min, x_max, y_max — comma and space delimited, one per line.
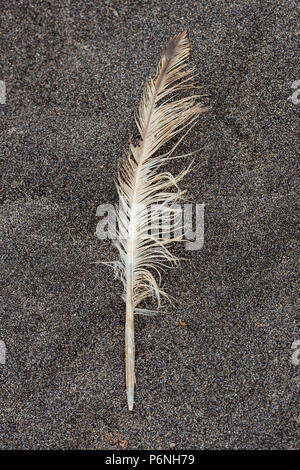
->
0, 0, 299, 449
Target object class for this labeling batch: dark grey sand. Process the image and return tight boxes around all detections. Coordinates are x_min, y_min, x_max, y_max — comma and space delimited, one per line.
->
0, 0, 299, 449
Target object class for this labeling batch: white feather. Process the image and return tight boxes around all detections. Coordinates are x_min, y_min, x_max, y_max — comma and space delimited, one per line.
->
106, 32, 207, 410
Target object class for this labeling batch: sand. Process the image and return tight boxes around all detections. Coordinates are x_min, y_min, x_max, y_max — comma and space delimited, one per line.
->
0, 0, 299, 449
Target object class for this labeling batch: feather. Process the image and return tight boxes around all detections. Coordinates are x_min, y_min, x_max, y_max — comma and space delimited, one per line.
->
105, 32, 207, 410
